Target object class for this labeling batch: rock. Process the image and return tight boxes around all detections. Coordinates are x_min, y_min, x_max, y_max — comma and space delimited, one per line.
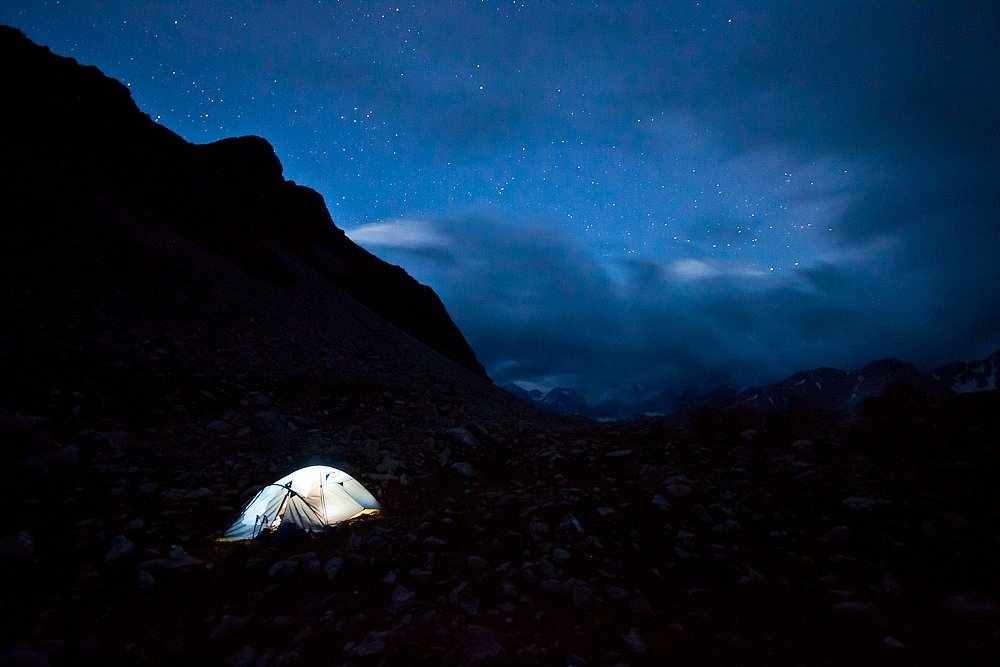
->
528, 521, 551, 539
267, 560, 299, 580
209, 615, 248, 644
467, 555, 488, 570
818, 525, 850, 547
274, 650, 302, 667
710, 519, 741, 536
831, 601, 885, 630
624, 627, 647, 653
881, 636, 906, 650
665, 484, 692, 499
552, 548, 571, 562
538, 579, 568, 597
323, 556, 345, 580
139, 545, 203, 573
628, 593, 653, 617
0, 647, 51, 667
882, 573, 902, 597
448, 625, 506, 665
293, 552, 321, 577
569, 579, 596, 609
791, 438, 815, 453
225, 646, 256, 667
0, 530, 35, 559
447, 427, 479, 447
651, 494, 670, 510
388, 585, 416, 615
136, 569, 156, 589
346, 632, 388, 658
605, 449, 633, 458
841, 496, 891, 513
943, 591, 1000, 616
104, 534, 135, 561
452, 461, 477, 477
605, 586, 629, 601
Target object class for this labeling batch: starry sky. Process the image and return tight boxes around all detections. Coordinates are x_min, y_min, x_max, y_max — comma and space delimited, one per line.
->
4, 1, 999, 399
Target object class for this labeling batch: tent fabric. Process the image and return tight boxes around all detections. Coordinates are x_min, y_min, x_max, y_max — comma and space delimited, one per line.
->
222, 465, 380, 540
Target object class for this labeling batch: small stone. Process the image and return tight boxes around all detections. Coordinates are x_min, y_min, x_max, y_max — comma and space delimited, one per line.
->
448, 625, 506, 665
0, 530, 35, 558
105, 534, 135, 562
467, 555, 488, 570
841, 496, 891, 513
225, 646, 256, 667
624, 627, 647, 653
628, 593, 653, 617
447, 427, 479, 447
666, 484, 692, 499
605, 586, 629, 601
552, 548, 571, 562
944, 591, 1000, 616
273, 650, 302, 667
881, 636, 906, 650
451, 462, 477, 477
651, 494, 670, 510
209, 615, 247, 644
791, 439, 814, 454
136, 569, 156, 589
268, 560, 299, 580
0, 647, 51, 667
882, 573, 902, 597
388, 585, 416, 615
605, 449, 633, 458
347, 638, 386, 658
831, 601, 885, 630
710, 519, 741, 536
570, 580, 596, 609
323, 557, 345, 580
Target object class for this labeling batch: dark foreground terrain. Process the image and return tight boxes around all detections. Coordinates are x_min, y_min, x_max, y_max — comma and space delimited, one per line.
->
2, 25, 999, 666
2, 369, 999, 666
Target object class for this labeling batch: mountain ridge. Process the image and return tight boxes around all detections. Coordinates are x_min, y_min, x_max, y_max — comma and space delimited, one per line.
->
508, 350, 1000, 420
0, 25, 486, 381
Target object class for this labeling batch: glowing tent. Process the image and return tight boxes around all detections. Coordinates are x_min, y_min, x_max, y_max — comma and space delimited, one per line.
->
222, 465, 380, 540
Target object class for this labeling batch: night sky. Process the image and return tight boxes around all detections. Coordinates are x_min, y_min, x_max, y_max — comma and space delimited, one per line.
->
4, 2, 999, 399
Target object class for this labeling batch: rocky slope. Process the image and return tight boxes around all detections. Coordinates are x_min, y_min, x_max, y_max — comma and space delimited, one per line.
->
1, 26, 999, 667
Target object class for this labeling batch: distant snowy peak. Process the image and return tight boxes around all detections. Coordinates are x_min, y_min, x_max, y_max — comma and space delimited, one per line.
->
539, 387, 593, 417
932, 350, 1000, 393
734, 358, 951, 415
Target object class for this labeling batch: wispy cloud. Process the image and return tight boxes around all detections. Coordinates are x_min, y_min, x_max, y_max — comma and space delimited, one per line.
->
346, 219, 450, 250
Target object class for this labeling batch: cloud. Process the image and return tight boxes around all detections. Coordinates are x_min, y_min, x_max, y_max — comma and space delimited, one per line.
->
354, 213, 987, 400
346, 219, 450, 250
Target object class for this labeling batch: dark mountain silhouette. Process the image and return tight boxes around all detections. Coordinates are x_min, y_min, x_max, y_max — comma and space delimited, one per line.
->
729, 357, 954, 416
0, 25, 485, 388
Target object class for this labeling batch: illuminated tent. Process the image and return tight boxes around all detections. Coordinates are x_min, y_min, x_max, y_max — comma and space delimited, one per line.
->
222, 465, 380, 540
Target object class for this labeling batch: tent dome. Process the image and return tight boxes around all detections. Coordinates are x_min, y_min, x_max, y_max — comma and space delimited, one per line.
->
222, 465, 380, 540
